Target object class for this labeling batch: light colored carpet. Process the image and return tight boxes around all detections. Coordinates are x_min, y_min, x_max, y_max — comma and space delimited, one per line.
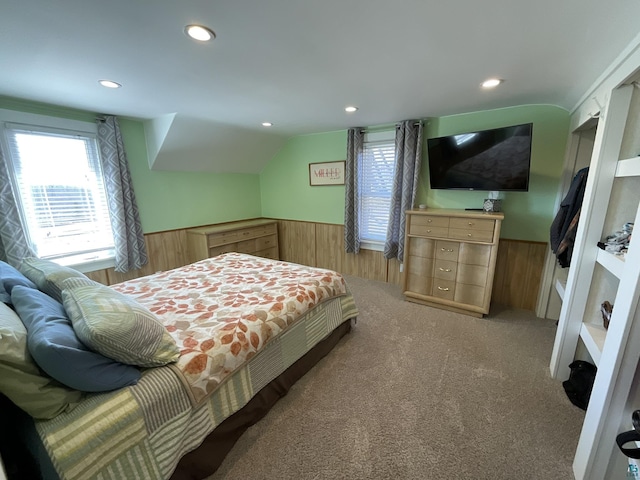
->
208, 275, 584, 480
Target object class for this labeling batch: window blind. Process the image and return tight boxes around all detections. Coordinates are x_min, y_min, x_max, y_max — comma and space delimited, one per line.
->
359, 140, 396, 242
4, 125, 115, 260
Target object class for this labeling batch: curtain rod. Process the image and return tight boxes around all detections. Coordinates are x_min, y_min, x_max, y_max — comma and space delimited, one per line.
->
359, 121, 424, 133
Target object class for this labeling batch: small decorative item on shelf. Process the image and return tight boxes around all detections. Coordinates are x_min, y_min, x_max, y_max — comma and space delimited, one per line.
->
601, 300, 613, 329
483, 190, 502, 213
598, 222, 633, 257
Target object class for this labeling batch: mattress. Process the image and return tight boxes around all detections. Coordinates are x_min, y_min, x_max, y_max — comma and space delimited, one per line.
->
28, 254, 358, 479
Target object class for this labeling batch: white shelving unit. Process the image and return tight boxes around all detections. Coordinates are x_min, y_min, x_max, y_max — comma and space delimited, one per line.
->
556, 278, 566, 301
538, 119, 596, 322
549, 63, 640, 480
595, 249, 625, 279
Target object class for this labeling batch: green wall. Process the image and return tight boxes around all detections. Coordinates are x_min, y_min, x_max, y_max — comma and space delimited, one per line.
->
117, 120, 261, 233
260, 131, 348, 224
260, 105, 570, 242
0, 97, 262, 233
2, 96, 570, 241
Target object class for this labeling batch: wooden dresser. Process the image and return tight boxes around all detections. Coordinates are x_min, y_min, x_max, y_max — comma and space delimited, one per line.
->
402, 208, 503, 317
186, 218, 279, 263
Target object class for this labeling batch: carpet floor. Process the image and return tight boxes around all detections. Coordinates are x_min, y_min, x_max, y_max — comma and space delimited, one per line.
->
208, 275, 584, 480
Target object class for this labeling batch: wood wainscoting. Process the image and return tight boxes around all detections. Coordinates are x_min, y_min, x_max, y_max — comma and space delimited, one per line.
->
85, 218, 546, 312
276, 219, 547, 312
84, 229, 190, 286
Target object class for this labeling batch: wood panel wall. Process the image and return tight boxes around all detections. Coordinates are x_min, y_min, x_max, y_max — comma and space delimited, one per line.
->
89, 218, 546, 313
85, 229, 189, 286
492, 238, 548, 311
277, 219, 546, 312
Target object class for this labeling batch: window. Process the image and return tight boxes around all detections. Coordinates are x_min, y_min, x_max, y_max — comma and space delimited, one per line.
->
1, 114, 115, 268
359, 131, 396, 246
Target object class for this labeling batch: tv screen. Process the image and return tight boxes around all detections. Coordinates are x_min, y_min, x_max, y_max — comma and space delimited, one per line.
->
427, 123, 533, 191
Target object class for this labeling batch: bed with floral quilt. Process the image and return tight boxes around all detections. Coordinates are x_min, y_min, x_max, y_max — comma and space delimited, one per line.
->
0, 253, 358, 480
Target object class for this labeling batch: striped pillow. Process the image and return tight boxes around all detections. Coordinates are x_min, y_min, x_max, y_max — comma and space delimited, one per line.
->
19, 257, 88, 302
61, 277, 179, 367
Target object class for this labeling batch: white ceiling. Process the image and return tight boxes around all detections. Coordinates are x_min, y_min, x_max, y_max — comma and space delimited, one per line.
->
1, 0, 640, 173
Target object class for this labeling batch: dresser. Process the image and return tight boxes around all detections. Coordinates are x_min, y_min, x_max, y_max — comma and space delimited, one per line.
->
402, 208, 503, 317
186, 219, 279, 263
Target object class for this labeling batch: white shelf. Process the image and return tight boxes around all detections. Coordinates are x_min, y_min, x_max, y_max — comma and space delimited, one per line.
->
616, 156, 640, 177
580, 322, 607, 366
555, 278, 566, 301
596, 248, 625, 278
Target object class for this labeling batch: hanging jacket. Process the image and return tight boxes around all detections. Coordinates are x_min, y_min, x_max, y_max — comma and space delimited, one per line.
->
550, 167, 589, 268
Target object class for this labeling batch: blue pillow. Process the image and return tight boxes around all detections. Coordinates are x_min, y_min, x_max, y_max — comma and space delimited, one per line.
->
10, 286, 141, 392
1, 261, 37, 304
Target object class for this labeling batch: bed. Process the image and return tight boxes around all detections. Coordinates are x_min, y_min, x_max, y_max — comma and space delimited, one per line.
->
0, 252, 358, 479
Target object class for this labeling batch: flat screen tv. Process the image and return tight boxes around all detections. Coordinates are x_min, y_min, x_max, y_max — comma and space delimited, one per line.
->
427, 123, 533, 191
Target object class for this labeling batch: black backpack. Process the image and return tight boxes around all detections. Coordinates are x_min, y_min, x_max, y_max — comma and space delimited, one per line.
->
562, 360, 597, 410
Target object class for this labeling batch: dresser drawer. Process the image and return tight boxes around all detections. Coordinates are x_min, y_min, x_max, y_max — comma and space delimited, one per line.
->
255, 246, 279, 260
208, 230, 239, 247
409, 215, 449, 237
434, 260, 457, 282
458, 243, 491, 266
456, 264, 488, 287
236, 238, 257, 254
449, 217, 495, 231
411, 215, 450, 228
255, 234, 277, 251
406, 274, 433, 296
188, 220, 280, 263
407, 256, 435, 277
410, 225, 449, 238
432, 280, 455, 300
435, 241, 459, 261
209, 243, 237, 256
454, 283, 485, 307
448, 228, 494, 243
236, 226, 267, 241
407, 237, 436, 258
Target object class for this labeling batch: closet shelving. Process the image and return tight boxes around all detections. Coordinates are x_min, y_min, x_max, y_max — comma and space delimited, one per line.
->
541, 122, 596, 321
550, 78, 640, 479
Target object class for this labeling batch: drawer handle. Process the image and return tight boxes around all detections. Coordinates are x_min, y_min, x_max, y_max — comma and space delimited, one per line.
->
440, 248, 454, 252
438, 267, 452, 272
427, 219, 432, 223
468, 233, 473, 237
468, 222, 473, 225
437, 286, 450, 292
427, 229, 432, 233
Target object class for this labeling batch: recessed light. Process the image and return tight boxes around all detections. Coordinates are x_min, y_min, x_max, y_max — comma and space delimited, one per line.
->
262, 122, 273, 127
345, 106, 358, 113
185, 25, 216, 42
481, 78, 503, 89
99, 80, 121, 89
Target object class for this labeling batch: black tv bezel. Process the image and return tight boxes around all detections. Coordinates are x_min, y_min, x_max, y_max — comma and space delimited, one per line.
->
426, 122, 533, 192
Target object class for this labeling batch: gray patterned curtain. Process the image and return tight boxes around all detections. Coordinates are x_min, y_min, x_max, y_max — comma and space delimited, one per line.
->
97, 116, 148, 273
344, 128, 364, 253
383, 120, 423, 261
0, 147, 35, 266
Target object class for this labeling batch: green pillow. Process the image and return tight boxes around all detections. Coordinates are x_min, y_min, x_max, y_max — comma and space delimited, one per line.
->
61, 277, 180, 367
19, 257, 88, 302
0, 302, 83, 419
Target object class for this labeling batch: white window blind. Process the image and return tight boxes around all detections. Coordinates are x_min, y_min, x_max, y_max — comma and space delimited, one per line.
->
359, 138, 396, 243
4, 123, 115, 261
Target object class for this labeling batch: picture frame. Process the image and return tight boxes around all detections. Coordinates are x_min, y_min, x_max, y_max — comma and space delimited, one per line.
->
309, 161, 346, 186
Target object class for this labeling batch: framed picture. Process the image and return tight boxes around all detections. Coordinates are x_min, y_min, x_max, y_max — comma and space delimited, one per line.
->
309, 161, 346, 186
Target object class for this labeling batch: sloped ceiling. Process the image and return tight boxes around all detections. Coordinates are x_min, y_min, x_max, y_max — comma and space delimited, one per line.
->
144, 114, 286, 173
1, 0, 640, 173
